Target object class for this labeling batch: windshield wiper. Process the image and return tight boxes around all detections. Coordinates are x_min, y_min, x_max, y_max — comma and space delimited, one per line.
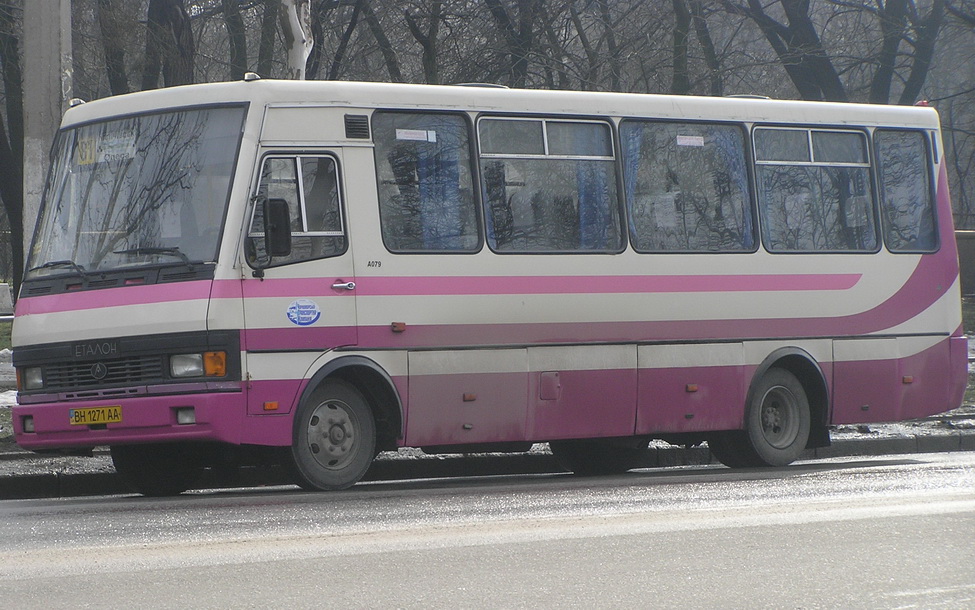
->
27, 259, 88, 278
113, 247, 196, 269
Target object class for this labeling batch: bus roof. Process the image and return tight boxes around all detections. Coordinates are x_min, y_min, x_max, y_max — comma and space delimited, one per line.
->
60, 78, 942, 131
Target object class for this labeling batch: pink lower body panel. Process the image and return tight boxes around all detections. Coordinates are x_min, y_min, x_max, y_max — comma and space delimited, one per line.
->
13, 390, 248, 450
636, 364, 747, 434
832, 336, 965, 425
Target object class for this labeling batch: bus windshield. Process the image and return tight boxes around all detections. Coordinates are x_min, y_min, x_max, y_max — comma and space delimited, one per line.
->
26, 105, 246, 279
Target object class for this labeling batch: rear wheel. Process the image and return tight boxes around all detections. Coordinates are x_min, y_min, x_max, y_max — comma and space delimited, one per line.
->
707, 431, 760, 468
111, 443, 202, 496
549, 439, 646, 475
291, 379, 376, 491
710, 368, 811, 468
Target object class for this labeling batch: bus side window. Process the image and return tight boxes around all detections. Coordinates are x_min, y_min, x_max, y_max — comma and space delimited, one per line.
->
246, 155, 346, 267
621, 120, 754, 252
478, 117, 622, 253
755, 128, 877, 253
875, 129, 938, 252
372, 111, 480, 253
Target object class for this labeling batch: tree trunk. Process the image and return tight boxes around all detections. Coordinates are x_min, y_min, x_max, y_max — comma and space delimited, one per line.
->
722, 0, 847, 101
404, 1, 442, 84
898, 0, 945, 105
329, 1, 362, 80
598, 0, 622, 91
142, 0, 195, 90
0, 117, 23, 296
223, 0, 248, 81
868, 0, 908, 104
672, 0, 692, 95
258, 0, 278, 77
280, 0, 314, 80
567, 3, 597, 90
98, 0, 130, 95
485, 0, 542, 88
0, 5, 23, 294
361, 1, 403, 82
690, 0, 722, 96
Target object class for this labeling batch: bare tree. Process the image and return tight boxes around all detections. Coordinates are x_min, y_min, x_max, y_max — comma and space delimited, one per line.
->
280, 0, 314, 79
223, 0, 248, 81
142, 0, 196, 89
258, 0, 280, 76
484, 0, 544, 88
721, 0, 848, 101
404, 0, 444, 84
97, 0, 130, 95
0, 2, 22, 291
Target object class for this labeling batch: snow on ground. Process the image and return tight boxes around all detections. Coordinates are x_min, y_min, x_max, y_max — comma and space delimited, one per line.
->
0, 390, 16, 408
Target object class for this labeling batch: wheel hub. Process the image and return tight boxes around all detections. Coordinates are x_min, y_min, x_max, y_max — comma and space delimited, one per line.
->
760, 386, 799, 449
329, 424, 347, 445
307, 401, 357, 470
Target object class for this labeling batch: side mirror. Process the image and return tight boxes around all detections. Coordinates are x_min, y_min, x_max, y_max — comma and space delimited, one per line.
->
264, 198, 292, 258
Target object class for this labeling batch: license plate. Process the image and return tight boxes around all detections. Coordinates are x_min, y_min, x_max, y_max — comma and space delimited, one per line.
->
69, 406, 122, 426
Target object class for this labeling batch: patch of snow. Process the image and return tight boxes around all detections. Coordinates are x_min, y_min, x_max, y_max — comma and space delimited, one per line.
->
0, 390, 16, 407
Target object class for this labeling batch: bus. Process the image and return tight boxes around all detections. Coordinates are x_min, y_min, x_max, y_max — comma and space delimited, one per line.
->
11, 78, 968, 495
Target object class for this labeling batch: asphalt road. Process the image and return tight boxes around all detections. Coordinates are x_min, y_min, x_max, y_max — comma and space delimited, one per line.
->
1, 452, 973, 608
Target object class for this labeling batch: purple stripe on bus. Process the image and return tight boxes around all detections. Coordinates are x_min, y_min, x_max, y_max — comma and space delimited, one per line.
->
225, 272, 862, 298
15, 280, 213, 315
351, 273, 862, 296
15, 271, 862, 317
241, 327, 357, 351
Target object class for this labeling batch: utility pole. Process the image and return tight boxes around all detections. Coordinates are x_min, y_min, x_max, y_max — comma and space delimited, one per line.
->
22, 0, 72, 255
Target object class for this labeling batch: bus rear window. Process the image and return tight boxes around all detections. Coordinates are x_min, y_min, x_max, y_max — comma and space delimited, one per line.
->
875, 129, 937, 252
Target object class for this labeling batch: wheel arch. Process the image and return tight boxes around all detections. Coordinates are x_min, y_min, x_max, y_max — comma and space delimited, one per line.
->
299, 355, 404, 452
750, 347, 830, 449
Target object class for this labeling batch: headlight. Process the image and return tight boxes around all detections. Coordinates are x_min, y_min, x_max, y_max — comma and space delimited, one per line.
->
170, 352, 227, 378
170, 354, 204, 378
21, 367, 44, 390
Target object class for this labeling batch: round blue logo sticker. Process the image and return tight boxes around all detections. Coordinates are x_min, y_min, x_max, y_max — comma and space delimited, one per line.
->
287, 299, 321, 326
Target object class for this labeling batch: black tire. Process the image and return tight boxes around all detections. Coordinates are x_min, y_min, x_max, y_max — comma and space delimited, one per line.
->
549, 439, 645, 475
291, 379, 376, 491
707, 431, 762, 468
746, 368, 810, 465
711, 368, 811, 468
110, 443, 202, 496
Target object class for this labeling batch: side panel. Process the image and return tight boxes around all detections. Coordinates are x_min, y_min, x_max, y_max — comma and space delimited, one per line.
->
405, 349, 528, 446
636, 343, 745, 433
526, 345, 637, 440
831, 338, 900, 424
897, 336, 950, 420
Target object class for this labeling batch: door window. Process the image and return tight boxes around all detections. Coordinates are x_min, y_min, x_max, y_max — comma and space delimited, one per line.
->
247, 155, 346, 266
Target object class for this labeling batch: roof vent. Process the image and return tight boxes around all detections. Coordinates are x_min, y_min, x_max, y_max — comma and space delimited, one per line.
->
68, 98, 86, 108
243, 72, 262, 82
345, 114, 370, 139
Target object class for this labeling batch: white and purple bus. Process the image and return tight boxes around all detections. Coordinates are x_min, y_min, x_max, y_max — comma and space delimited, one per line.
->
11, 79, 967, 495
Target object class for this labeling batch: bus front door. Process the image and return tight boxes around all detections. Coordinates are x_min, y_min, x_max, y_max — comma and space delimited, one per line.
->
240, 152, 357, 417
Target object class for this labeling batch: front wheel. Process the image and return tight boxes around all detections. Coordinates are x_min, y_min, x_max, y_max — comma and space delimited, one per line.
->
291, 379, 376, 491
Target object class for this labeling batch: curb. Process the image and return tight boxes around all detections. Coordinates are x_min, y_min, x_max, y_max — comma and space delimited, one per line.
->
2, 432, 973, 500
